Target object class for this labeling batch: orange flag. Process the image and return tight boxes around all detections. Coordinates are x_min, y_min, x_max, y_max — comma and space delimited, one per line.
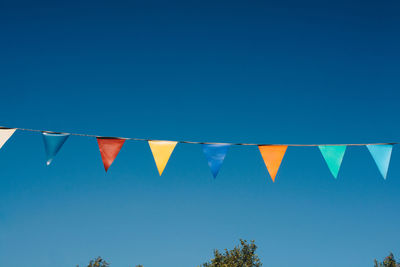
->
97, 137, 125, 172
258, 145, 288, 182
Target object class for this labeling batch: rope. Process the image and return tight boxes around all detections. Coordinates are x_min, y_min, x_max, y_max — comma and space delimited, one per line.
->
1, 125, 397, 147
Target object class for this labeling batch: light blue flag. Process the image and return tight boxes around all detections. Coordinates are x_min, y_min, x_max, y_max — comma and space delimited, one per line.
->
202, 144, 230, 178
318, 145, 347, 179
42, 132, 70, 165
367, 144, 393, 179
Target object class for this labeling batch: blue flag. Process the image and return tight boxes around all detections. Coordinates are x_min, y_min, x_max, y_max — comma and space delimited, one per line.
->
202, 144, 230, 178
42, 132, 70, 165
367, 144, 393, 179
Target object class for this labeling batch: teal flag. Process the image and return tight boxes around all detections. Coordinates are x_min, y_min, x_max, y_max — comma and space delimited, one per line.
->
42, 132, 70, 165
318, 145, 347, 179
367, 144, 393, 179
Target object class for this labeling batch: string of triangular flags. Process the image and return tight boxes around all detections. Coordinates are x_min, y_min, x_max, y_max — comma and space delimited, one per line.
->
0, 126, 396, 181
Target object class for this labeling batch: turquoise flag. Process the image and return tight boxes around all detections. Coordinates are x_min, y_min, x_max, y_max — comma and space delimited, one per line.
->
202, 144, 230, 178
42, 132, 70, 165
318, 145, 346, 179
367, 144, 393, 179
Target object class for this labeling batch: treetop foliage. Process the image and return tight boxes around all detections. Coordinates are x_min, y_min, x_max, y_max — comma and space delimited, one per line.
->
200, 239, 262, 267
374, 253, 400, 267
77, 257, 109, 267
78, 242, 398, 267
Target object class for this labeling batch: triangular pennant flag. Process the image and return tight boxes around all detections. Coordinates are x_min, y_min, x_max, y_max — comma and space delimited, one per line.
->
367, 144, 393, 179
258, 145, 288, 182
148, 140, 177, 175
0, 128, 16, 149
42, 132, 70, 165
97, 137, 125, 172
318, 145, 347, 179
202, 144, 230, 178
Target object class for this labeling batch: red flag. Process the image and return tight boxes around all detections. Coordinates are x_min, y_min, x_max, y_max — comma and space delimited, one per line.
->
96, 137, 125, 172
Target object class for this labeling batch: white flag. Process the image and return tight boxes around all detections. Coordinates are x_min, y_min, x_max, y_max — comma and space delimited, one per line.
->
0, 128, 16, 149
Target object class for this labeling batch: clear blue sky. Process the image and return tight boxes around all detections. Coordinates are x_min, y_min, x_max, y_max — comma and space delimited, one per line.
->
0, 1, 399, 267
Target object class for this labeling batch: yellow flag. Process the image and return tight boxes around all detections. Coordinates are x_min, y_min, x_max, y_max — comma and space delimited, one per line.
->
148, 140, 177, 175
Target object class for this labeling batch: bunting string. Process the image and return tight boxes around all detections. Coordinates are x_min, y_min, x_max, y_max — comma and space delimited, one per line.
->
0, 125, 397, 180
1, 126, 397, 146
